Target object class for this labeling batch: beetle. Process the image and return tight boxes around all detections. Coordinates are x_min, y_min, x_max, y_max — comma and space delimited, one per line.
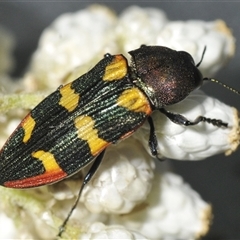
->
0, 45, 239, 237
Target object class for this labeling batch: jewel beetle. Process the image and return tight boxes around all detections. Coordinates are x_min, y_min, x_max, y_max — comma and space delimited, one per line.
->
0, 45, 239, 237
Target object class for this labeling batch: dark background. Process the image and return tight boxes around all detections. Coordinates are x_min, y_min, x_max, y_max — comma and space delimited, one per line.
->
0, 1, 239, 239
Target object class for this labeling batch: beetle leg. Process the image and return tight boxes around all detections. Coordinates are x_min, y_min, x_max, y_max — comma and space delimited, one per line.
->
57, 150, 106, 237
147, 117, 163, 160
159, 108, 228, 128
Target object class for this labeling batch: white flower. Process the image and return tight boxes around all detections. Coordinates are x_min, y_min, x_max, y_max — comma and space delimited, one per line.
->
81, 138, 155, 214
79, 222, 148, 240
0, 4, 239, 240
134, 90, 239, 160
0, 212, 19, 239
110, 172, 211, 240
155, 20, 235, 77
26, 5, 118, 90
25, 5, 235, 91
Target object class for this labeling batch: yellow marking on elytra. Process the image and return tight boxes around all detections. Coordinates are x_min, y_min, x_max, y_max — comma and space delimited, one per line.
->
103, 55, 128, 81
21, 114, 36, 143
75, 115, 108, 156
59, 83, 80, 112
117, 88, 152, 114
32, 150, 62, 173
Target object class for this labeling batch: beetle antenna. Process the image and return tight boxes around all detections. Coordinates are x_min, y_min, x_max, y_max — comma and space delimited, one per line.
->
196, 46, 207, 67
199, 47, 240, 95
203, 77, 240, 95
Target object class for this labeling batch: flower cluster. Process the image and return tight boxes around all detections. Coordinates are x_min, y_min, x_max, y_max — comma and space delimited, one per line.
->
0, 5, 239, 240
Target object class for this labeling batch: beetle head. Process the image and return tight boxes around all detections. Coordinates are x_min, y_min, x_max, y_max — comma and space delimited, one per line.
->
129, 45, 203, 108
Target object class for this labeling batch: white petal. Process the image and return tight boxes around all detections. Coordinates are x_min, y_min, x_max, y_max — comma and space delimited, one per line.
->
27, 5, 118, 89
156, 20, 235, 76
81, 138, 155, 214
79, 222, 148, 240
110, 171, 211, 240
134, 90, 239, 160
0, 212, 19, 239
